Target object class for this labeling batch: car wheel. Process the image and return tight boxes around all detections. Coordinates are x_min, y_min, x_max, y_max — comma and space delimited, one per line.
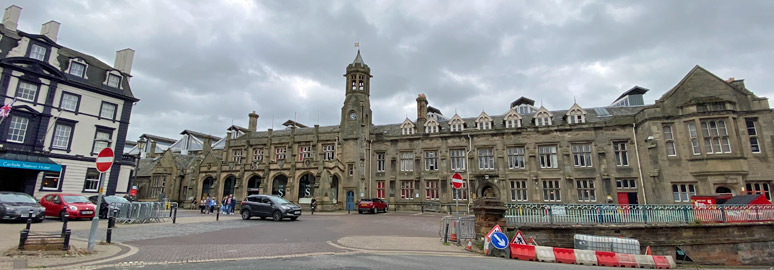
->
59, 211, 67, 222
372, 208, 377, 214
358, 210, 362, 214
290, 217, 298, 221
384, 207, 388, 213
272, 211, 282, 221
241, 210, 251, 220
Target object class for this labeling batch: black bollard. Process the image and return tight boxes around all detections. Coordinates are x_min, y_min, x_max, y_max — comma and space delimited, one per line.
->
216, 206, 220, 221
106, 227, 112, 243
63, 229, 71, 250
25, 209, 33, 230
444, 224, 449, 244
169, 204, 173, 217
18, 229, 28, 250
172, 206, 177, 224
61, 213, 69, 237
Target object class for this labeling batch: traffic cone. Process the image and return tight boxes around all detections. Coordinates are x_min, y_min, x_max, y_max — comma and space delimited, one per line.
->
645, 246, 652, 255
484, 238, 490, 255
450, 221, 458, 242
467, 239, 472, 251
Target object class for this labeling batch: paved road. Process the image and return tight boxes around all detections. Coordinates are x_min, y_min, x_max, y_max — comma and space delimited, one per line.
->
104, 253, 602, 270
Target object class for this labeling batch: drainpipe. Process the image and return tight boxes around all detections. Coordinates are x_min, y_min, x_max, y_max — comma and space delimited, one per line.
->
632, 123, 648, 205
368, 139, 372, 198
466, 134, 473, 211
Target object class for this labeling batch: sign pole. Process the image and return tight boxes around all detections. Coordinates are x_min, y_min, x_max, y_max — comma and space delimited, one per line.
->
87, 171, 105, 252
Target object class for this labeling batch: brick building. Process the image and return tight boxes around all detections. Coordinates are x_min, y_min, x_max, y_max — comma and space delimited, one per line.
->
158, 51, 772, 210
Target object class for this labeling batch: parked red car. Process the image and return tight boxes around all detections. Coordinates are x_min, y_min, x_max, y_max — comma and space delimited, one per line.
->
358, 198, 388, 214
39, 194, 96, 221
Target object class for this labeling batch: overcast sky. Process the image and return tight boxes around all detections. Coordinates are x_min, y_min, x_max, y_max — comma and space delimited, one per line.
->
7, 1, 774, 142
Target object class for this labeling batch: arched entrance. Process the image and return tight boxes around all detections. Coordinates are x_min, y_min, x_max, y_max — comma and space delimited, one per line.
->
716, 186, 733, 195
201, 177, 214, 197
247, 175, 262, 195
331, 175, 339, 204
223, 176, 236, 197
298, 173, 315, 199
272, 175, 288, 197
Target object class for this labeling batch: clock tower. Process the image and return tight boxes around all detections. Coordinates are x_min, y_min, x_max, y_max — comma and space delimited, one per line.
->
340, 50, 372, 139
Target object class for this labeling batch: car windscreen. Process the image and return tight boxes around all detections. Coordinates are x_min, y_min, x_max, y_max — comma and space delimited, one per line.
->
103, 196, 129, 204
62, 196, 90, 203
0, 193, 37, 203
273, 197, 291, 204
360, 199, 373, 202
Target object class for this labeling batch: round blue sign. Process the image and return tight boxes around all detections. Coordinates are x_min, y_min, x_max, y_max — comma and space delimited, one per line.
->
490, 231, 508, 249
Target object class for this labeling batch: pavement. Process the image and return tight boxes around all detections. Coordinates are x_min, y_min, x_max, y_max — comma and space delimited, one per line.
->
0, 209, 461, 269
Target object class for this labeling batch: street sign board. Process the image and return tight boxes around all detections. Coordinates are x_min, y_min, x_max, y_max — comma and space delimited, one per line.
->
451, 172, 464, 189
96, 148, 114, 173
491, 231, 508, 249
512, 230, 526, 245
485, 224, 502, 239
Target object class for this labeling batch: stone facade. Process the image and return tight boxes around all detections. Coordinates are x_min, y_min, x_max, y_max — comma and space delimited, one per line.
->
154, 51, 773, 211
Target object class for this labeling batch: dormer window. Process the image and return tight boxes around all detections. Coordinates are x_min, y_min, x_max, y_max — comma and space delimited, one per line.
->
504, 109, 522, 129
67, 58, 89, 78
565, 104, 586, 124
401, 119, 415, 135
534, 107, 553, 127
30, 44, 47, 61
476, 112, 493, 130
449, 114, 465, 132
425, 119, 439, 134
107, 74, 121, 88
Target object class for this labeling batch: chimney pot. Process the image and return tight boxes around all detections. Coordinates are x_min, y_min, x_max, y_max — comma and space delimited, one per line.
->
114, 48, 135, 75
2, 5, 22, 32
248, 111, 260, 132
40, 20, 60, 41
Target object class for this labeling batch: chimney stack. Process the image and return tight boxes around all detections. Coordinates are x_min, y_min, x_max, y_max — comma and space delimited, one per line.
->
40, 20, 60, 41
114, 48, 135, 75
203, 137, 212, 154
149, 140, 157, 158
248, 111, 259, 132
2, 5, 22, 32
416, 94, 428, 133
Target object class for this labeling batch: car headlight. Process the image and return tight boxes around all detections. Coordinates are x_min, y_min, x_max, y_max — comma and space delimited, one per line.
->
281, 205, 291, 210
68, 205, 78, 211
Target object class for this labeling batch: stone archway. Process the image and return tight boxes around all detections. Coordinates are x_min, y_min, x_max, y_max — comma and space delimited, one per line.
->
477, 180, 500, 199
223, 175, 236, 197
201, 177, 215, 197
272, 174, 288, 197
298, 173, 315, 200
716, 186, 733, 195
247, 175, 262, 195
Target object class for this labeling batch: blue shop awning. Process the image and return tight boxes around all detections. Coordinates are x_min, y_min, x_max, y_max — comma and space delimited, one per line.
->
0, 153, 62, 172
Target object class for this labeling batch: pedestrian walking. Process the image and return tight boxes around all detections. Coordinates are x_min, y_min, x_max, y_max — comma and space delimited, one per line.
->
221, 196, 229, 214
208, 197, 216, 214
199, 197, 206, 214
191, 197, 197, 210
229, 194, 237, 215
310, 197, 317, 215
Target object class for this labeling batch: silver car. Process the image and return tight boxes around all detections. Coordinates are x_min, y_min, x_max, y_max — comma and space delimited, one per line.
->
0, 192, 45, 222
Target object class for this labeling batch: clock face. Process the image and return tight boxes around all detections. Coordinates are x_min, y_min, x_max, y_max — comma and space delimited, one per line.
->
349, 112, 357, 120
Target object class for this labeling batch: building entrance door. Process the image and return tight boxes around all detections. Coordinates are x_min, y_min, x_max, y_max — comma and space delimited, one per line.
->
617, 192, 638, 205
346, 191, 355, 211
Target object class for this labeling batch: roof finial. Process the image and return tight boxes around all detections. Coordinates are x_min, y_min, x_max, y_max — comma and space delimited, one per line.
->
573, 96, 577, 104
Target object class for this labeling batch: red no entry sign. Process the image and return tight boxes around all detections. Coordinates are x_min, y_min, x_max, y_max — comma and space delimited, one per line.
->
96, 148, 114, 173
451, 172, 464, 189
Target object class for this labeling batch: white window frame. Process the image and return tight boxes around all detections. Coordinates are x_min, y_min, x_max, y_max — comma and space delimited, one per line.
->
30, 44, 47, 61
7, 116, 28, 143
69, 62, 86, 77
700, 119, 731, 154
576, 179, 596, 202
664, 125, 677, 156
298, 145, 311, 161
233, 149, 243, 163
275, 147, 286, 161
672, 183, 696, 203
323, 144, 335, 160
424, 151, 438, 171
16, 81, 38, 102
252, 148, 263, 162
450, 149, 466, 171
107, 74, 121, 88
52, 124, 72, 150
93, 130, 111, 152
510, 180, 528, 201
425, 180, 439, 200
83, 168, 100, 192
571, 144, 593, 167
376, 152, 385, 172
400, 180, 414, 199
687, 122, 700, 155
400, 152, 414, 172
538, 145, 558, 169
41, 171, 61, 191
507, 147, 525, 169
542, 180, 561, 202
746, 119, 761, 153
100, 102, 117, 120
614, 142, 629, 166
478, 148, 494, 170
60, 92, 80, 112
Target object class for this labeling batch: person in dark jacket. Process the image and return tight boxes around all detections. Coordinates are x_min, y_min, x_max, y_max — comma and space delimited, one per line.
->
310, 197, 317, 215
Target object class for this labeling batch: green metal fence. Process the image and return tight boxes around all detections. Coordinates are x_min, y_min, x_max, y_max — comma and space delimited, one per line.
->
505, 203, 774, 226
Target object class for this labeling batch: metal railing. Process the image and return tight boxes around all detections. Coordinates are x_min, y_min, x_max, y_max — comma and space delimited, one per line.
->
505, 203, 774, 226
440, 215, 476, 240
108, 202, 178, 224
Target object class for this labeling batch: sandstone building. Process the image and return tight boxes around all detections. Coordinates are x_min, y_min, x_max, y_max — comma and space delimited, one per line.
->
144, 51, 773, 210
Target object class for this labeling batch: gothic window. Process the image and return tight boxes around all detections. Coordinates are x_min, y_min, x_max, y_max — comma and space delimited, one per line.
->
449, 114, 465, 132
663, 125, 677, 156
534, 107, 553, 127
746, 119, 761, 153
401, 119, 415, 135
425, 119, 439, 134
566, 104, 586, 124
700, 119, 731, 154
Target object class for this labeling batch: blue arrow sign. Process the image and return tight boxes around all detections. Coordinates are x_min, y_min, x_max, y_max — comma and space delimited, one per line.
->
491, 231, 508, 249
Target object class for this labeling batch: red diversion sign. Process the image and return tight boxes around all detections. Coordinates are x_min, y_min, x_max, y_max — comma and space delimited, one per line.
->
96, 148, 114, 173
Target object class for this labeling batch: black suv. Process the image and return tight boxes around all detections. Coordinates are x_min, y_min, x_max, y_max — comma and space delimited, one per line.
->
240, 195, 302, 221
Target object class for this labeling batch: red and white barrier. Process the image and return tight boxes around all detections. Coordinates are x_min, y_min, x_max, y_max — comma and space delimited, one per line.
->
553, 247, 576, 264
493, 239, 677, 269
574, 249, 598, 266
535, 246, 556, 263
509, 244, 537, 261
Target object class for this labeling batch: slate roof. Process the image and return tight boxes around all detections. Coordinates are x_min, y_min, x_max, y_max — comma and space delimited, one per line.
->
181, 130, 221, 141
136, 158, 160, 177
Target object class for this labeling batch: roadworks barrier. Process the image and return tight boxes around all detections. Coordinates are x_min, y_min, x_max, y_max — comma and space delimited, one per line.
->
509, 244, 536, 261
574, 249, 598, 266
535, 246, 556, 263
635, 254, 656, 269
596, 251, 620, 267
616, 253, 638, 268
553, 247, 576, 264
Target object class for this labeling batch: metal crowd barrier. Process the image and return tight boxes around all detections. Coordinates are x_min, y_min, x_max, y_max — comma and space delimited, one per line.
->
439, 215, 476, 240
505, 203, 774, 226
108, 202, 178, 224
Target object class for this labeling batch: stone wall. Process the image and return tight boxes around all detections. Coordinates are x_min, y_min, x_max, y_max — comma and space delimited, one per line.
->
509, 222, 774, 266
